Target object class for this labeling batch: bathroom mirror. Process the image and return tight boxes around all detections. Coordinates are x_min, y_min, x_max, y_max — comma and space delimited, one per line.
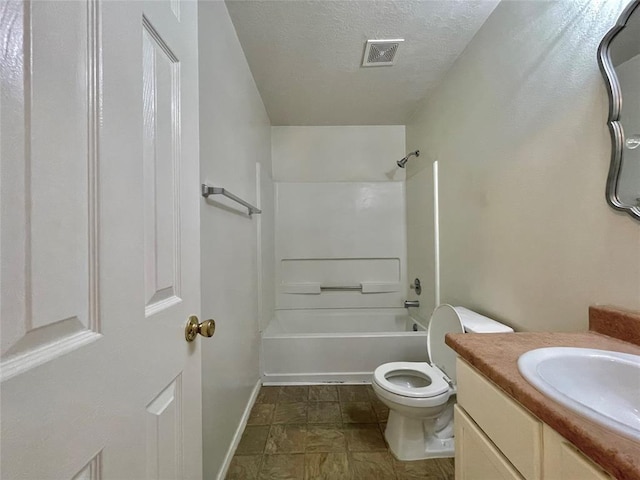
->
598, 0, 640, 221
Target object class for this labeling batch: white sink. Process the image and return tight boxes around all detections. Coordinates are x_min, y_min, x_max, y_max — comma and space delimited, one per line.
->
518, 347, 640, 442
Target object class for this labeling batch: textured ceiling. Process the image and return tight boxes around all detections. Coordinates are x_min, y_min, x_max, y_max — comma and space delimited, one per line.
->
225, 0, 500, 126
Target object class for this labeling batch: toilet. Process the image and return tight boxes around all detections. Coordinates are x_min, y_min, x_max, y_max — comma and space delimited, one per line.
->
372, 304, 513, 461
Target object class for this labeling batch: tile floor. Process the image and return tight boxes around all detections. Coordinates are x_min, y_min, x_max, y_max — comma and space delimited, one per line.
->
226, 385, 455, 480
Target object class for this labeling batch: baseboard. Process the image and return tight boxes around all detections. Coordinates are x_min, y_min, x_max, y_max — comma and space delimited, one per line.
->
216, 378, 262, 480
262, 371, 373, 385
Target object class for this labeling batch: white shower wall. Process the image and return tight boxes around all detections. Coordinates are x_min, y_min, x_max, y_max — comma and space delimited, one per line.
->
272, 126, 408, 310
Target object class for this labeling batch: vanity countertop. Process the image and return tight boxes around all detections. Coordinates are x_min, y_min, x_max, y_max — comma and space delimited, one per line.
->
445, 305, 640, 480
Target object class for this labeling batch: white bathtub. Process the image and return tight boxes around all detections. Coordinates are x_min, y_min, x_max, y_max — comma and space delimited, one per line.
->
261, 308, 428, 384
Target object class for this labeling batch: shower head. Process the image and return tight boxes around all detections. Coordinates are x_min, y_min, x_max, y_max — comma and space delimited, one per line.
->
397, 150, 420, 168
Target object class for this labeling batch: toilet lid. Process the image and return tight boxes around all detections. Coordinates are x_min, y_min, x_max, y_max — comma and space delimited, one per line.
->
427, 304, 464, 383
373, 362, 449, 398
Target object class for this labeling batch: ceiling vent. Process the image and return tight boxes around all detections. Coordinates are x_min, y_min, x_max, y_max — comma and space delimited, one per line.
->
362, 39, 404, 67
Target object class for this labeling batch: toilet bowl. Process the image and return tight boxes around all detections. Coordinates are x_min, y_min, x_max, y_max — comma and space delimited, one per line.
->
372, 304, 513, 461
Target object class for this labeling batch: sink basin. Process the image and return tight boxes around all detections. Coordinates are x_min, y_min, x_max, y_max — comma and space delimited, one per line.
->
518, 347, 640, 442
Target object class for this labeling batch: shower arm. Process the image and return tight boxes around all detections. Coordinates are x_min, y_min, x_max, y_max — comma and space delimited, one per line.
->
397, 150, 420, 168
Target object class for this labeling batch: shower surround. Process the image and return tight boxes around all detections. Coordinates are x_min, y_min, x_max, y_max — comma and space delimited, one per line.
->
266, 126, 414, 383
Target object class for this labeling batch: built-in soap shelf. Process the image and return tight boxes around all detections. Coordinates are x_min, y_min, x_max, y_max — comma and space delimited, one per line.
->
281, 282, 401, 295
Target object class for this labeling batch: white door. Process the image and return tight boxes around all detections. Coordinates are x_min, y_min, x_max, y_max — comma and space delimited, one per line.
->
0, 0, 203, 478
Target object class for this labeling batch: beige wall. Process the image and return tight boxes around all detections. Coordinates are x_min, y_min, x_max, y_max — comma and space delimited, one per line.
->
198, 2, 274, 478
406, 0, 640, 332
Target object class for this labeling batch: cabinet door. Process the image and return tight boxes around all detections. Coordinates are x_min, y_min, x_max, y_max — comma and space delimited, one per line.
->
457, 359, 542, 480
542, 426, 611, 480
455, 405, 525, 480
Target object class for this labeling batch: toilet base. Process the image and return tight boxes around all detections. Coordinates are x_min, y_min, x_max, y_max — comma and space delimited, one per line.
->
424, 435, 455, 459
384, 410, 455, 461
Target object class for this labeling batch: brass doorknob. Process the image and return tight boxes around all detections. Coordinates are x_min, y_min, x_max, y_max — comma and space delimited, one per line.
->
185, 315, 216, 342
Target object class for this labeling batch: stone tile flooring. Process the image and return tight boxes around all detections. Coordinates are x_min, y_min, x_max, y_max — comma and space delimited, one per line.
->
226, 385, 455, 480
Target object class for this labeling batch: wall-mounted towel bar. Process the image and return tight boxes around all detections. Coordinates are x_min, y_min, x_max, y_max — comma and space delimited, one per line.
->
280, 283, 401, 294
320, 283, 401, 293
320, 286, 362, 291
201, 184, 262, 216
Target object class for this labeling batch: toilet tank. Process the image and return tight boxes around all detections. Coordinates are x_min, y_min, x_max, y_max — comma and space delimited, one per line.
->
455, 307, 514, 333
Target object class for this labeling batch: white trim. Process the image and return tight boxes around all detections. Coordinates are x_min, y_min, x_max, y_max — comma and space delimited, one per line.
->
256, 162, 263, 329
262, 372, 373, 385
255, 163, 264, 379
216, 379, 262, 480
433, 160, 440, 307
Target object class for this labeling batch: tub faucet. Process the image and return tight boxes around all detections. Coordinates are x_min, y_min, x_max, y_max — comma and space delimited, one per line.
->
404, 300, 420, 308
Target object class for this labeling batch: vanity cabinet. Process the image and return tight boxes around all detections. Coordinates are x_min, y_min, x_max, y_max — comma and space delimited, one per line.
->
455, 358, 612, 480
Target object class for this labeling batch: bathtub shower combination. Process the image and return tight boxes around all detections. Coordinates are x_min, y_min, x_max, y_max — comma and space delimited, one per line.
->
261, 308, 427, 384
268, 182, 415, 384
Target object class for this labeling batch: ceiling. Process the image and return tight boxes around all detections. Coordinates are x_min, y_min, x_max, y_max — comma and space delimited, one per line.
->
225, 0, 500, 126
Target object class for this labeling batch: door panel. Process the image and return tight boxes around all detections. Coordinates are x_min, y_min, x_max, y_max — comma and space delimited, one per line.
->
72, 454, 103, 480
0, 0, 101, 383
142, 17, 182, 316
146, 375, 183, 480
0, 0, 202, 478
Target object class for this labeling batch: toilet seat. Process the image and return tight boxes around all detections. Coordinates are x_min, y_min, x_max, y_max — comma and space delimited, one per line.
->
373, 362, 450, 398
369, 305, 512, 461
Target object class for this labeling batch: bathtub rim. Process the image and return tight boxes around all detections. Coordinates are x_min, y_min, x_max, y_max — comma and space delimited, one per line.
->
264, 308, 429, 338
